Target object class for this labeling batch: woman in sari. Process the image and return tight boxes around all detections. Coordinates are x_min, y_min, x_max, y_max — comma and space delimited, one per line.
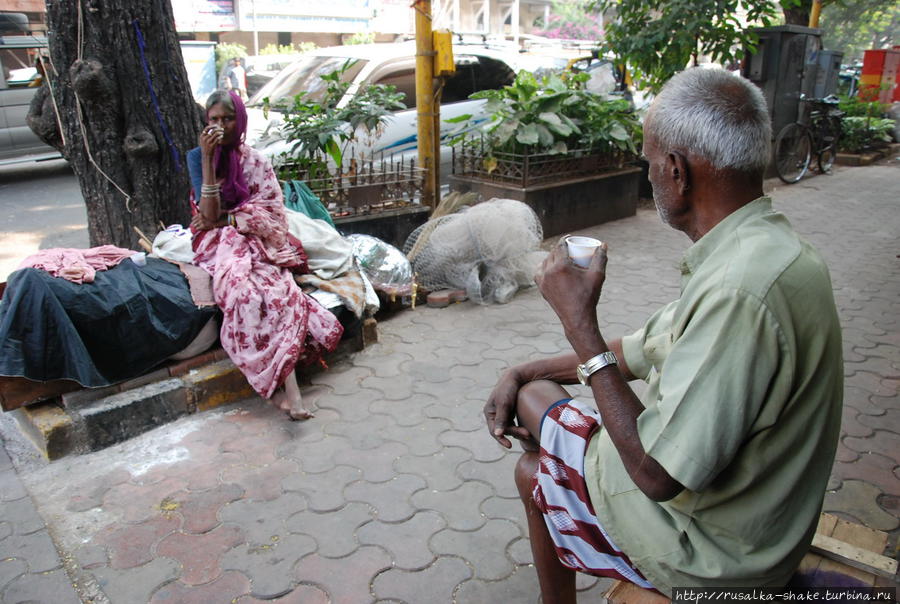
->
187, 89, 343, 420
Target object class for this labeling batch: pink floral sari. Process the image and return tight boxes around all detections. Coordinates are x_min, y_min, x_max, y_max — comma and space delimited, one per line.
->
191, 146, 343, 398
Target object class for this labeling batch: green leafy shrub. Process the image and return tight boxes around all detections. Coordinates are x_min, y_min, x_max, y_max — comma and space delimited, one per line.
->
346, 32, 376, 45
215, 43, 247, 74
267, 61, 405, 181
260, 42, 318, 55
450, 69, 641, 157
838, 95, 889, 118
838, 117, 895, 153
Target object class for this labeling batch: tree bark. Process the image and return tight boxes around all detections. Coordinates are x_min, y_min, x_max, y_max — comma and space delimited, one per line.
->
783, 0, 812, 26
34, 0, 202, 248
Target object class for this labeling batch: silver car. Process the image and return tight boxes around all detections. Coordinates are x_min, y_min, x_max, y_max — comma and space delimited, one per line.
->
0, 34, 61, 165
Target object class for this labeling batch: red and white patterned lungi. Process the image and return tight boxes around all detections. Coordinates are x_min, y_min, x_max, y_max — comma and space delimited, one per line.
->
534, 398, 655, 590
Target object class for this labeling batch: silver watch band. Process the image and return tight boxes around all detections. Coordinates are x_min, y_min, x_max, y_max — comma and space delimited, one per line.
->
578, 351, 618, 384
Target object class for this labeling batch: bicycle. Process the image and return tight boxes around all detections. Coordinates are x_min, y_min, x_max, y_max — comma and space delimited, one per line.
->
774, 95, 844, 184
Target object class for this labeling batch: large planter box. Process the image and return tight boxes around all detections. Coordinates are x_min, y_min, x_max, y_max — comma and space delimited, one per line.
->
449, 166, 641, 238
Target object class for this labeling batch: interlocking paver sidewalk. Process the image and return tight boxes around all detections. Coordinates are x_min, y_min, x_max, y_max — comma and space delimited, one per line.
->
1, 161, 898, 603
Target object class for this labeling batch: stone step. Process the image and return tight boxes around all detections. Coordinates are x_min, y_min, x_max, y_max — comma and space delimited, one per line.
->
9, 318, 377, 460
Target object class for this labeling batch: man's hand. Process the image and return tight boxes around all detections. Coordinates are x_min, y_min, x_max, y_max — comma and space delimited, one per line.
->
534, 238, 608, 335
484, 368, 534, 449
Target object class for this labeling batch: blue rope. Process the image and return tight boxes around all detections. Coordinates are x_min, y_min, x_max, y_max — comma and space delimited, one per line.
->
132, 19, 182, 172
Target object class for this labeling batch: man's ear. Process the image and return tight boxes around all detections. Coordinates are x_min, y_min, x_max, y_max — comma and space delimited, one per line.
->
666, 151, 691, 196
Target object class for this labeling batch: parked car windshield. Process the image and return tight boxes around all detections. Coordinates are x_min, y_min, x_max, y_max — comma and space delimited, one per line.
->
247, 55, 366, 108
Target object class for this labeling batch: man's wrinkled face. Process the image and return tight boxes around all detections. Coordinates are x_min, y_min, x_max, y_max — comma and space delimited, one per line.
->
641, 127, 676, 228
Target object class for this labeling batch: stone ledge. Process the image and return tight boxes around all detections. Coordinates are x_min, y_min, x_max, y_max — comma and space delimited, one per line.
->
9, 317, 378, 460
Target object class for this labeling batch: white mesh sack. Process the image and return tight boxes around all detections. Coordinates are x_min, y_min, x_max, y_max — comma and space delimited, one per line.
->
404, 198, 547, 304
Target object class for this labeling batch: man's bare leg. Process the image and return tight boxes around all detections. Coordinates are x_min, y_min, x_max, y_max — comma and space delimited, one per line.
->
514, 380, 577, 604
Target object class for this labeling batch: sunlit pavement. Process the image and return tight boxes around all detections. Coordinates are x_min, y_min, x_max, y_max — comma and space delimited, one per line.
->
0, 159, 897, 602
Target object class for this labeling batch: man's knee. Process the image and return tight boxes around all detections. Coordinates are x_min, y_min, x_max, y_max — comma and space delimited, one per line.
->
515, 451, 539, 498
516, 380, 569, 442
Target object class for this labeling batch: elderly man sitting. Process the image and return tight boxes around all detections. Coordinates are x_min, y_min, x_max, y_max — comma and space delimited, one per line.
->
484, 67, 843, 601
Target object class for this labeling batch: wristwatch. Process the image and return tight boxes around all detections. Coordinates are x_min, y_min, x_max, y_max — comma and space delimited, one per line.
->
576, 351, 618, 385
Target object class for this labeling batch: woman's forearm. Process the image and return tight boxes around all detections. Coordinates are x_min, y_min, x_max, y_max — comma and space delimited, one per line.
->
198, 156, 220, 221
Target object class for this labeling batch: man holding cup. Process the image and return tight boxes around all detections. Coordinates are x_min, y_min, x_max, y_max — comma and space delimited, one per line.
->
484, 67, 843, 600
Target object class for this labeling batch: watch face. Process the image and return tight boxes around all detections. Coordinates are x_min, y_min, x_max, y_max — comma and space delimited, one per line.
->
576, 364, 588, 385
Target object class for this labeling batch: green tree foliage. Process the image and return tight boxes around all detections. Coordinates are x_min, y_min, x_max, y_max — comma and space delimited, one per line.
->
594, 0, 784, 93
215, 42, 247, 73
819, 1, 898, 61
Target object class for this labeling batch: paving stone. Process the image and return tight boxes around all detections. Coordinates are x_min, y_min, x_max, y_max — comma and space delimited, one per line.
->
424, 398, 486, 432
72, 543, 107, 570
0, 557, 27, 590
0, 469, 27, 502
845, 371, 897, 400
334, 442, 408, 483
149, 569, 251, 604
322, 412, 394, 451
410, 481, 494, 531
454, 568, 541, 604
440, 428, 508, 463
345, 474, 427, 522
823, 480, 899, 532
221, 426, 294, 465
91, 557, 181, 604
372, 555, 472, 603
0, 529, 64, 574
369, 393, 435, 427
834, 439, 860, 463
402, 359, 454, 383
285, 502, 372, 558
840, 405, 876, 439
0, 447, 11, 473
165, 483, 245, 534
844, 430, 900, 457
221, 533, 316, 599
393, 447, 472, 491
156, 525, 244, 585
360, 374, 416, 401
831, 453, 900, 497
220, 458, 300, 502
218, 493, 308, 545
448, 359, 510, 390
236, 584, 329, 604
412, 376, 479, 403
101, 476, 190, 524
0, 522, 10, 541
377, 417, 452, 456
352, 348, 414, 379
1, 496, 47, 535
1, 566, 80, 604
294, 545, 392, 604
430, 518, 521, 580
173, 451, 244, 491
311, 365, 373, 395
93, 514, 181, 570
281, 465, 363, 512
357, 511, 444, 569
507, 536, 533, 565
278, 434, 355, 473
858, 408, 900, 434
457, 455, 521, 499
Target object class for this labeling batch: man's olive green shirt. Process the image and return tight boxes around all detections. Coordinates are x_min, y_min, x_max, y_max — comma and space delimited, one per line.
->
584, 197, 843, 594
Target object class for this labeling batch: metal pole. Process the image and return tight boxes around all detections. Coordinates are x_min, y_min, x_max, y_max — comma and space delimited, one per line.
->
808, 0, 822, 28
414, 0, 437, 209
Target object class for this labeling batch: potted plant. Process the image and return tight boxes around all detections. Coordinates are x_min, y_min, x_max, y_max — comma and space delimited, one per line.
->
448, 69, 644, 237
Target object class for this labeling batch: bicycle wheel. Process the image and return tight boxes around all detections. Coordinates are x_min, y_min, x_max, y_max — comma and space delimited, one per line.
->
817, 116, 841, 173
774, 123, 811, 184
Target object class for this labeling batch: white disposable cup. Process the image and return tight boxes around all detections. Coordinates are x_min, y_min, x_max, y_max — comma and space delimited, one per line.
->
566, 236, 602, 268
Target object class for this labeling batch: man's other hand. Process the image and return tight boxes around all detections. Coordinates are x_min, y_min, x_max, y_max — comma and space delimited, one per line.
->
484, 369, 533, 449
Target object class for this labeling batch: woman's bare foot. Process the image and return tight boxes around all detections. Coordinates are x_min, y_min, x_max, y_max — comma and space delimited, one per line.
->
284, 372, 314, 421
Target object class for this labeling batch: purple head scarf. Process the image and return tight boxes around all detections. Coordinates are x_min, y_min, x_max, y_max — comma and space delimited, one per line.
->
209, 90, 249, 211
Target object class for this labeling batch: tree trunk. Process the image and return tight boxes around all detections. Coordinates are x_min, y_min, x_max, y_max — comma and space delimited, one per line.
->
783, 0, 812, 26
34, 0, 202, 248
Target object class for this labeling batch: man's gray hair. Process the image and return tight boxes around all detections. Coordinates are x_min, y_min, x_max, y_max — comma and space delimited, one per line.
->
648, 68, 771, 174
205, 89, 235, 112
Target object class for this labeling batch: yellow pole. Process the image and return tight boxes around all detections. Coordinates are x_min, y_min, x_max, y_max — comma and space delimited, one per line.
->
414, 0, 437, 209
808, 0, 822, 28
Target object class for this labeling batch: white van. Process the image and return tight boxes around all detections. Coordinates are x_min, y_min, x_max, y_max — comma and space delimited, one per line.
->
245, 41, 575, 175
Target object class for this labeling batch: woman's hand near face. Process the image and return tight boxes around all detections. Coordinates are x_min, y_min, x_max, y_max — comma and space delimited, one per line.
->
199, 124, 223, 157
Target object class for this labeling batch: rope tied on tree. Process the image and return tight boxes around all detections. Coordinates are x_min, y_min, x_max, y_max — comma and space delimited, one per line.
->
132, 19, 182, 173
72, 0, 134, 212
